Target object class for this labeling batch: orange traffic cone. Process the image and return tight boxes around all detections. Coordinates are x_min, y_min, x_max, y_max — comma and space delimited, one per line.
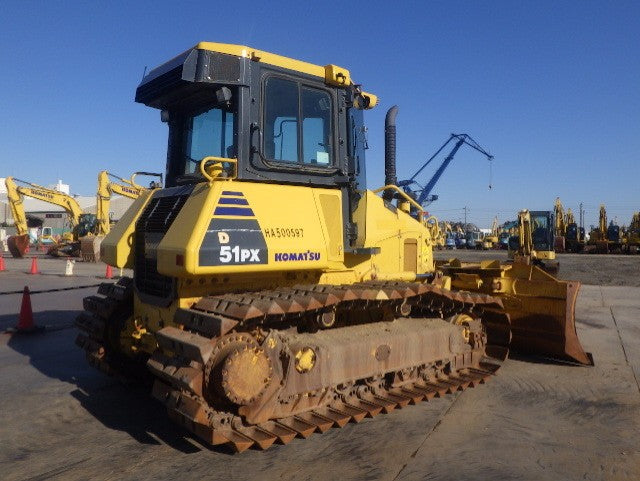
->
0, 256, 5, 272
105, 264, 113, 279
29, 257, 39, 274
15, 286, 39, 332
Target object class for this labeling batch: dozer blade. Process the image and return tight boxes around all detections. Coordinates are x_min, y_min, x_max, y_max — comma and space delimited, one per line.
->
500, 262, 593, 365
7, 234, 30, 258
442, 260, 593, 366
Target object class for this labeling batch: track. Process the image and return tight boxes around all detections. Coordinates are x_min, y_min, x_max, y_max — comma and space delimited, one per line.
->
76, 278, 511, 452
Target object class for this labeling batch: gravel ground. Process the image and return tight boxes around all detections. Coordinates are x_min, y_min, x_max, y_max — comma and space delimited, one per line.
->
1, 251, 639, 480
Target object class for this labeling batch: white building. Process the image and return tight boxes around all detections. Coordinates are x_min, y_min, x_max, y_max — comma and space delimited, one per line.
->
46, 180, 70, 195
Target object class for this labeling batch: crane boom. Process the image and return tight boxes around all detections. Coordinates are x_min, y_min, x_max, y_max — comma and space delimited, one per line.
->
399, 133, 493, 206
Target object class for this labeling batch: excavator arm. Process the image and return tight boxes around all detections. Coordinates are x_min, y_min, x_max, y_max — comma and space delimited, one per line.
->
565, 208, 575, 226
95, 171, 147, 236
599, 205, 607, 236
81, 170, 162, 261
96, 170, 162, 236
5, 177, 85, 257
517, 210, 534, 255
4, 177, 29, 236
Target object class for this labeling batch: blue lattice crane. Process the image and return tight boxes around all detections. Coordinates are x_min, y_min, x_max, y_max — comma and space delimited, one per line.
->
398, 134, 494, 206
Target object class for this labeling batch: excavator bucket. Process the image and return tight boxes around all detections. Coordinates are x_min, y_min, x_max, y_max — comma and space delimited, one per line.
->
440, 260, 593, 366
79, 235, 103, 262
7, 234, 30, 258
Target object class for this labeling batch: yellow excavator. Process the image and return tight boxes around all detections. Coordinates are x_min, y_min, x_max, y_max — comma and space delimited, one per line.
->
588, 205, 608, 247
624, 212, 640, 254
553, 197, 566, 252
587, 204, 621, 253
564, 207, 585, 253
79, 170, 162, 261
4, 177, 90, 258
425, 216, 445, 249
508, 209, 558, 273
75, 42, 592, 452
484, 216, 500, 248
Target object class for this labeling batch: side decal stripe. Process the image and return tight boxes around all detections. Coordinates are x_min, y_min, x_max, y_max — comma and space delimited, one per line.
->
213, 207, 255, 217
218, 197, 249, 206
221, 190, 244, 197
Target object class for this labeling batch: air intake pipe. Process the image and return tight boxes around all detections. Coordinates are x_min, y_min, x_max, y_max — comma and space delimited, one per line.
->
383, 105, 399, 202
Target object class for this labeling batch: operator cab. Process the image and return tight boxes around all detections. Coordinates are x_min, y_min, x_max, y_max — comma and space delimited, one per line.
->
529, 210, 554, 252
135, 43, 375, 247
607, 222, 620, 242
135, 44, 374, 190
161, 85, 238, 184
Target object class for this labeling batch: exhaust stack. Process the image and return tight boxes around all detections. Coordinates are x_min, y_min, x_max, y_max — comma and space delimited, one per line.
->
383, 106, 399, 202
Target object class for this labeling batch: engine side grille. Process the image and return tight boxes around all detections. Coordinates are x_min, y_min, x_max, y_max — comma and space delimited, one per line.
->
134, 193, 189, 300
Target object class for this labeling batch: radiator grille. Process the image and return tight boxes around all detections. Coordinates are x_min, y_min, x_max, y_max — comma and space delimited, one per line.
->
134, 193, 189, 299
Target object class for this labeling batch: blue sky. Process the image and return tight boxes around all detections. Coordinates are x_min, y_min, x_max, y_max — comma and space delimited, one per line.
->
1, 1, 638, 229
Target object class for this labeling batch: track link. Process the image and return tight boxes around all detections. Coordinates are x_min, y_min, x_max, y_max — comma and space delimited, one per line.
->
75, 277, 136, 378
152, 362, 498, 452
76, 278, 511, 452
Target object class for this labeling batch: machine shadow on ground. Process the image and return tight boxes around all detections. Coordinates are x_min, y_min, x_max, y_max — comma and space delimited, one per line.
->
1, 311, 237, 455
2, 306, 593, 458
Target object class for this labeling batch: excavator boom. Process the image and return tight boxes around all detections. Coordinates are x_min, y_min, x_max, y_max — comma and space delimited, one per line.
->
80, 170, 162, 261
5, 177, 84, 257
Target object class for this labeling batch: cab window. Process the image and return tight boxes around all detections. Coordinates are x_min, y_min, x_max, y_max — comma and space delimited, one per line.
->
264, 77, 333, 166
185, 106, 235, 172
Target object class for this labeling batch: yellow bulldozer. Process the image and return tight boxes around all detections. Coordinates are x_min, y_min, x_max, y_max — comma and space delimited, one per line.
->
76, 42, 592, 452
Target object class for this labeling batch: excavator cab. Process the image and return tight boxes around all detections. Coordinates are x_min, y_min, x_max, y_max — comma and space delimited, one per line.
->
75, 213, 97, 238
566, 223, 585, 252
530, 210, 554, 253
607, 222, 620, 243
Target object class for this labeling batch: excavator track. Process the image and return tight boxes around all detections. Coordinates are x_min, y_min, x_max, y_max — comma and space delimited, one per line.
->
76, 278, 511, 452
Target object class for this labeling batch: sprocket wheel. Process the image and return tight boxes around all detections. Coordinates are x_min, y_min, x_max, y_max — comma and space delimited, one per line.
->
204, 333, 272, 407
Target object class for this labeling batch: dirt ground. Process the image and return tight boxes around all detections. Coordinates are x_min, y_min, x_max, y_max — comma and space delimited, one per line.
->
0, 254, 639, 480
434, 249, 640, 287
